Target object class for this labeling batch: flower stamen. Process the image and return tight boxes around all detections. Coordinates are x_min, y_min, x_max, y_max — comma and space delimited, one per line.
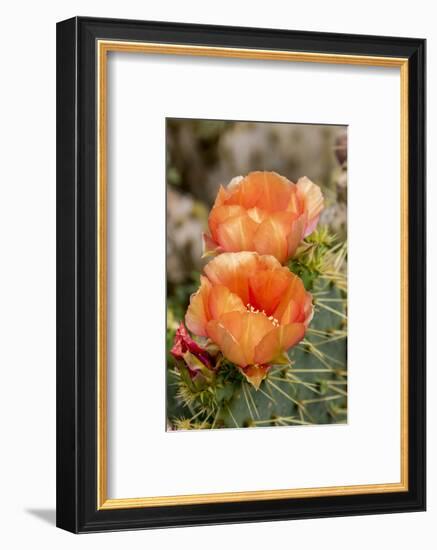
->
246, 303, 279, 327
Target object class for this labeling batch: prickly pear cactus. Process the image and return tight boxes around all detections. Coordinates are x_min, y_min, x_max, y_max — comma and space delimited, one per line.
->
166, 228, 347, 430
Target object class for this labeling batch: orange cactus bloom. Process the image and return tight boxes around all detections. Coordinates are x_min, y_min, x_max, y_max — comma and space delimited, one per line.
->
203, 171, 324, 264
185, 252, 313, 388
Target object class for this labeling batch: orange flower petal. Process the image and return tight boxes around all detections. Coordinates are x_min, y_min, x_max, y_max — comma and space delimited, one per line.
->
254, 323, 305, 365
256, 254, 283, 271
244, 171, 292, 212
279, 290, 313, 326
208, 204, 246, 241
248, 265, 292, 315
209, 311, 274, 365
273, 271, 308, 322
225, 173, 263, 209
204, 252, 257, 305
278, 299, 299, 325
185, 276, 212, 337
206, 319, 247, 367
247, 206, 268, 224
208, 285, 246, 319
253, 216, 289, 264
237, 312, 276, 365
286, 184, 302, 215
303, 294, 314, 326
257, 211, 307, 261
226, 175, 244, 191
286, 213, 307, 258
212, 310, 245, 339
212, 185, 230, 208
216, 213, 258, 252
297, 176, 324, 237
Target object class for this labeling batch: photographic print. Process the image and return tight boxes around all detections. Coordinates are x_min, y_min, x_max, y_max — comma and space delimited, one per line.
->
166, 118, 348, 431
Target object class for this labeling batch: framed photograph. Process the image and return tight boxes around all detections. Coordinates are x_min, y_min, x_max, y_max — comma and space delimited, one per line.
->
56, 17, 426, 533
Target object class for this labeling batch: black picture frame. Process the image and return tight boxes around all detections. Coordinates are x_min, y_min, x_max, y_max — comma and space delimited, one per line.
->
57, 16, 426, 533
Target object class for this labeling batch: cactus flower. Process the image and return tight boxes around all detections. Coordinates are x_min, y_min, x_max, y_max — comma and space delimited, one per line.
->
203, 171, 324, 264
185, 252, 313, 388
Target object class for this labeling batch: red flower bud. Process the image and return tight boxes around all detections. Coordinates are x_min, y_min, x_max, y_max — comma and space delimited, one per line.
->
171, 323, 213, 377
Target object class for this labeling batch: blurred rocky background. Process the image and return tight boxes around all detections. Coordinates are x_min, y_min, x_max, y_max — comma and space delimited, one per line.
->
166, 118, 347, 289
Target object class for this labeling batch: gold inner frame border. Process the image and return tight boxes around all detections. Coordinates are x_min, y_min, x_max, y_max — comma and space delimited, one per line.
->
96, 40, 409, 510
